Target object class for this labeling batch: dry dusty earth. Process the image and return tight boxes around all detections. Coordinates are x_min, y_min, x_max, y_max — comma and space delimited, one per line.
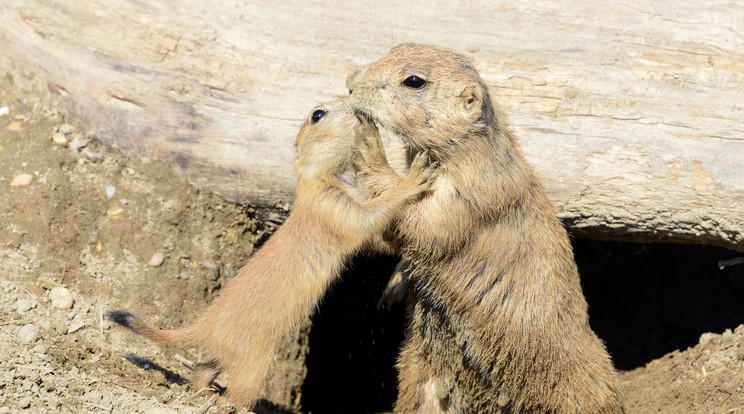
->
1, 74, 744, 413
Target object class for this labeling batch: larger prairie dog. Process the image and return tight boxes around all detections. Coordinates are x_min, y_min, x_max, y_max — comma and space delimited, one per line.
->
348, 44, 624, 413
107, 98, 437, 408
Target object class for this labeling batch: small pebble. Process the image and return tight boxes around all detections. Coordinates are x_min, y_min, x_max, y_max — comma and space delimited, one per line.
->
51, 320, 67, 335
0, 406, 10, 413
52, 132, 68, 146
102, 318, 115, 330
88, 229, 100, 244
18, 324, 40, 344
149, 252, 165, 267
58, 123, 75, 135
699, 332, 715, 346
49, 286, 74, 309
6, 121, 22, 131
41, 379, 55, 391
18, 397, 30, 409
0, 106, 8, 116
200, 261, 217, 270
10, 173, 33, 187
83, 149, 104, 162
31, 344, 47, 354
16, 298, 36, 313
68, 319, 85, 334
68, 135, 88, 151
105, 185, 116, 199
107, 207, 124, 217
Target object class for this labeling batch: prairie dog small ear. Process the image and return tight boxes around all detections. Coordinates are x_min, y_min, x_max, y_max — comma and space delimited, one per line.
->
346, 66, 365, 92
460, 83, 484, 116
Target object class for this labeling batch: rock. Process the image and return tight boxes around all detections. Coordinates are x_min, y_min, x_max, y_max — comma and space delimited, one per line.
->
107, 207, 124, 217
18, 324, 40, 344
49, 286, 74, 309
16, 298, 36, 313
6, 120, 22, 131
10, 173, 33, 187
200, 261, 217, 270
737, 337, 744, 361
67, 132, 88, 151
52, 132, 68, 146
17, 397, 30, 409
0, 406, 10, 413
41, 379, 55, 392
82, 149, 104, 162
68, 319, 85, 334
88, 229, 100, 244
699, 332, 715, 346
0, 106, 8, 116
58, 123, 76, 134
105, 185, 116, 199
102, 318, 116, 331
51, 320, 67, 335
68, 135, 88, 151
31, 344, 47, 354
149, 252, 165, 267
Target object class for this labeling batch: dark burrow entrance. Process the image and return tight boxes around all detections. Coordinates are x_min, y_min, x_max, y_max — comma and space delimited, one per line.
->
301, 240, 744, 413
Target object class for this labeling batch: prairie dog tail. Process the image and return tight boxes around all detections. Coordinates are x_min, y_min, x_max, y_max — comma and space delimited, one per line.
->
106, 310, 198, 344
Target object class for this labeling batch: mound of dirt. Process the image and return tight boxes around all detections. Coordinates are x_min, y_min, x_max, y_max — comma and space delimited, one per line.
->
619, 326, 744, 413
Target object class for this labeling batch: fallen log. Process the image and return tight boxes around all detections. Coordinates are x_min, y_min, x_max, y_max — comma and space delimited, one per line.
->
1, 0, 742, 251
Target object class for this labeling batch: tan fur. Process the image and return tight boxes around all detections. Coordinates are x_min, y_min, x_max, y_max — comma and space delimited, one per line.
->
107, 98, 437, 408
347, 43, 624, 413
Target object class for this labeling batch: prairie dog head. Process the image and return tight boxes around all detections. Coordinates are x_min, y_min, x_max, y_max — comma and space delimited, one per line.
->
346, 43, 493, 157
294, 98, 358, 180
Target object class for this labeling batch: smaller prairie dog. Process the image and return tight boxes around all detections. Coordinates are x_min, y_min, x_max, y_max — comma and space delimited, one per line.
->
106, 98, 437, 407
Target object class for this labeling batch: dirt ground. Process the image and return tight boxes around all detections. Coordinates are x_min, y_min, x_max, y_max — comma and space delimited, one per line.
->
1, 74, 744, 413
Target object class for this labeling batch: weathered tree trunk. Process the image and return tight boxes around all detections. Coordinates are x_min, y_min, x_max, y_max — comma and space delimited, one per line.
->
1, 0, 742, 251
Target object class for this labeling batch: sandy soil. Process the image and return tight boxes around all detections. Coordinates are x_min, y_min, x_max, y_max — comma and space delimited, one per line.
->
0, 74, 301, 414
1, 74, 744, 413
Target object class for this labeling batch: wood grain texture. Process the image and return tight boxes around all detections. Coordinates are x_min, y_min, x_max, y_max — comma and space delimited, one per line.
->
1, 0, 742, 250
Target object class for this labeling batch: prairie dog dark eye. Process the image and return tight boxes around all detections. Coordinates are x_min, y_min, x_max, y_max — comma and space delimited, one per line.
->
402, 75, 427, 89
311, 109, 327, 124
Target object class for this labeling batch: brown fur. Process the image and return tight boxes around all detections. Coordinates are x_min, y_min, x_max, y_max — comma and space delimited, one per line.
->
106, 98, 437, 408
347, 43, 624, 413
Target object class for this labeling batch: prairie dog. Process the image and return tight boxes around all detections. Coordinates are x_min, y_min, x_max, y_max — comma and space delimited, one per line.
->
107, 98, 437, 407
348, 44, 624, 413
